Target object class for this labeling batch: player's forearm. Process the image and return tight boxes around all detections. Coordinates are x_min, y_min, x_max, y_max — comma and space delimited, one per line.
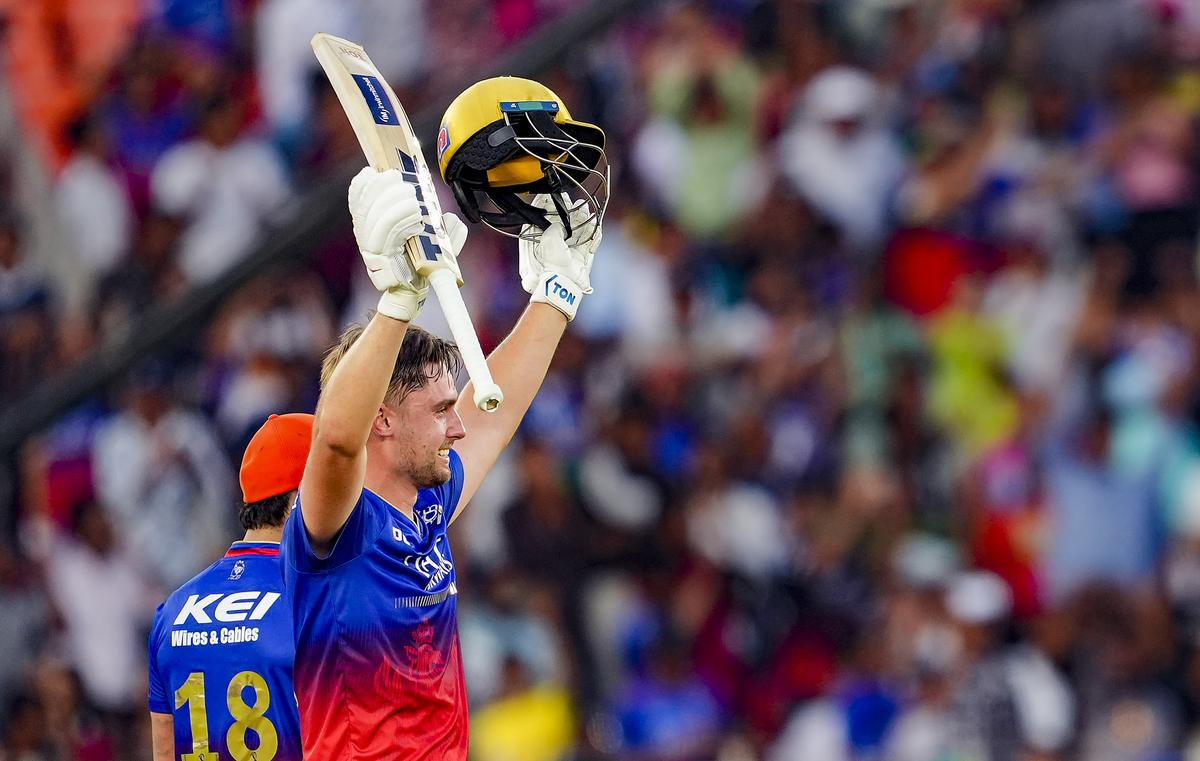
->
315, 315, 409, 454
150, 712, 174, 761
303, 314, 405, 544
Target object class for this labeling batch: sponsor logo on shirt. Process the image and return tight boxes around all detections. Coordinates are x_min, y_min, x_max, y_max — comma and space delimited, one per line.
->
173, 591, 281, 625
403, 536, 454, 591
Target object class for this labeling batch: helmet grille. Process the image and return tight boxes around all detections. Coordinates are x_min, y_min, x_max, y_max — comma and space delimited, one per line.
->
444, 109, 608, 241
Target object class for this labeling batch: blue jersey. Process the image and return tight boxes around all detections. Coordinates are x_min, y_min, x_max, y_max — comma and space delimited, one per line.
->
280, 451, 467, 761
148, 542, 301, 761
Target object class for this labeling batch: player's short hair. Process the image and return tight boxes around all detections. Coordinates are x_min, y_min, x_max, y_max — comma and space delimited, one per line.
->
239, 491, 293, 531
320, 319, 462, 406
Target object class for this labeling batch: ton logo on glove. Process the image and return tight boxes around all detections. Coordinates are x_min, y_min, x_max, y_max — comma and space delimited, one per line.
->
546, 275, 577, 307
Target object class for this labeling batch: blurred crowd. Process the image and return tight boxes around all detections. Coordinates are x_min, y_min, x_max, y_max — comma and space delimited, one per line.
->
3, 0, 1200, 759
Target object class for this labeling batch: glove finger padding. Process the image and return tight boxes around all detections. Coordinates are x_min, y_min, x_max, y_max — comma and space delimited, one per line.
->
519, 193, 602, 321
364, 184, 423, 255
441, 212, 468, 258
520, 212, 595, 321
350, 168, 408, 236
348, 166, 378, 220
519, 196, 599, 292
518, 228, 548, 295
349, 167, 430, 322
527, 193, 602, 247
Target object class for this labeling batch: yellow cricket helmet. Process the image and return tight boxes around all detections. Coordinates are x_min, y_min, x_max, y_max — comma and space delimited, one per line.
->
437, 76, 608, 240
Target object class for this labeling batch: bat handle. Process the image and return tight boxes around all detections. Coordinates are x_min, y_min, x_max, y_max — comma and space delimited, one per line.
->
427, 269, 503, 412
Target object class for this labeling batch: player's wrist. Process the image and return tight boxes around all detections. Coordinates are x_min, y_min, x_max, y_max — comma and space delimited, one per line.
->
528, 271, 584, 321
376, 288, 424, 322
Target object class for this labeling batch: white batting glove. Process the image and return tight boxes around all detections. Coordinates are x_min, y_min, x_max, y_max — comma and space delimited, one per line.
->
349, 168, 469, 322
519, 196, 602, 321
441, 210, 468, 261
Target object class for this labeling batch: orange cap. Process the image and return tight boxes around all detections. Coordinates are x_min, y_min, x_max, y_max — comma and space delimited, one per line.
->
239, 413, 314, 503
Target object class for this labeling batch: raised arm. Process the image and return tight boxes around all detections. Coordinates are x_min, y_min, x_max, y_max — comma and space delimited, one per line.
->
454, 200, 601, 513
302, 314, 409, 547
300, 168, 449, 549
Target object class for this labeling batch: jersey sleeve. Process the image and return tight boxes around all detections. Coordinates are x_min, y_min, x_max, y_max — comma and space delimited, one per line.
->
284, 490, 385, 572
146, 605, 171, 713
433, 449, 466, 523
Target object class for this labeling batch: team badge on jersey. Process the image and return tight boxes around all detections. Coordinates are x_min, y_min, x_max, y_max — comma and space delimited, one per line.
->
228, 559, 245, 580
416, 502, 444, 526
404, 621, 443, 676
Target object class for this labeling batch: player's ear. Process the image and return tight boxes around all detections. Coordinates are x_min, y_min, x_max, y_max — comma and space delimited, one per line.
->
371, 405, 392, 438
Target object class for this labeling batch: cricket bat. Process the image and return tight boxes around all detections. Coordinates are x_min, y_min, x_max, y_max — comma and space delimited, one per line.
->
311, 32, 503, 412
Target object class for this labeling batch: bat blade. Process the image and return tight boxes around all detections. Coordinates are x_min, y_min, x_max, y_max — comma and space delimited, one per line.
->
311, 32, 502, 412
310, 33, 461, 283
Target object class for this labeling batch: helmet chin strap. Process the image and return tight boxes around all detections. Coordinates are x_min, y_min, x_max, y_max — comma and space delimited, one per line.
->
482, 187, 551, 231
450, 180, 482, 224
453, 166, 577, 238
542, 168, 574, 239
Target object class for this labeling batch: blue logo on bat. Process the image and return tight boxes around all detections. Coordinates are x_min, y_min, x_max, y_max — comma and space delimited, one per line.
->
353, 74, 394, 125
419, 235, 441, 262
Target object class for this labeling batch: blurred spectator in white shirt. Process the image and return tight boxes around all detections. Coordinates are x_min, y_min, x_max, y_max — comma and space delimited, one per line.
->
209, 276, 333, 441
779, 66, 905, 252
254, 0, 355, 145
460, 573, 568, 707
53, 114, 133, 290
684, 443, 791, 582
352, 0, 429, 91
151, 95, 290, 284
91, 365, 233, 588
573, 209, 682, 367
44, 501, 153, 713
255, 0, 426, 152
982, 243, 1087, 394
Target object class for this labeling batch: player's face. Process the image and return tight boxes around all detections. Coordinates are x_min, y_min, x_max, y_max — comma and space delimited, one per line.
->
389, 371, 466, 489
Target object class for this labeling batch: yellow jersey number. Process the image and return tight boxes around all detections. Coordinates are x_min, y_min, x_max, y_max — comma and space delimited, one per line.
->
173, 671, 278, 761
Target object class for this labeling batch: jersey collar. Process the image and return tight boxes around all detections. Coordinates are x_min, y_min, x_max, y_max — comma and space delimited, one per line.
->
224, 541, 281, 558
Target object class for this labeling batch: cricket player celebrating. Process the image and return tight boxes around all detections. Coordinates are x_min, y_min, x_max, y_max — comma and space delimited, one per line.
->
281, 77, 606, 760
148, 412, 313, 761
